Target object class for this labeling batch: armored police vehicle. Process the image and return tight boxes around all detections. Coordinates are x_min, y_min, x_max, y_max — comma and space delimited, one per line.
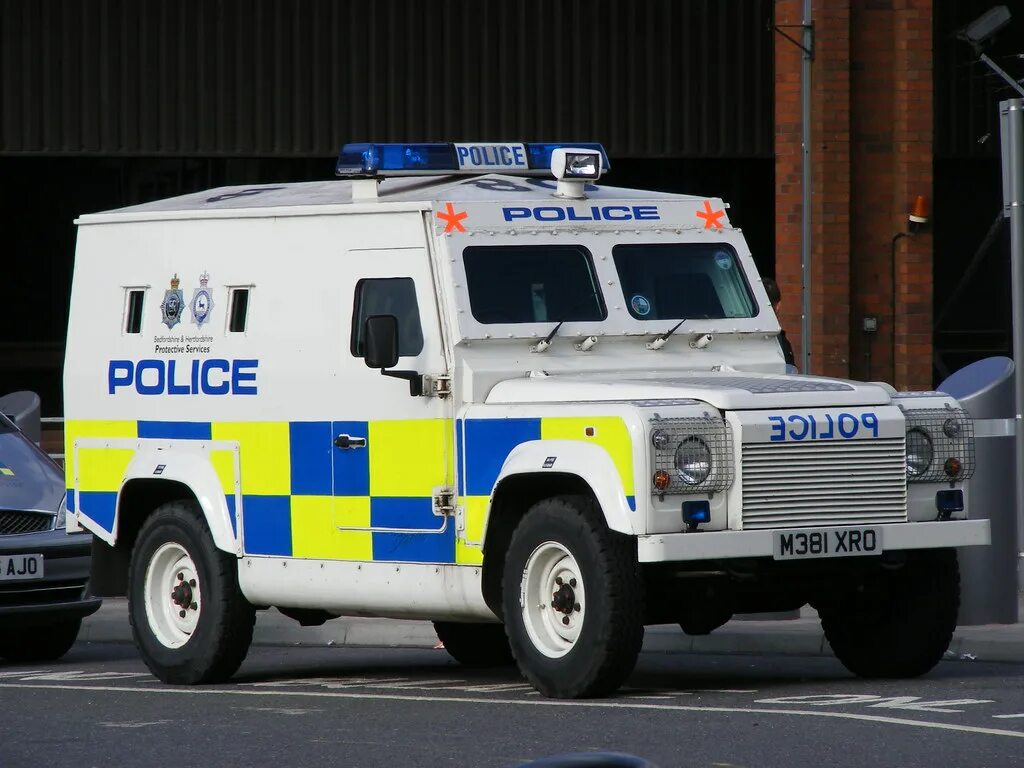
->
64, 142, 989, 698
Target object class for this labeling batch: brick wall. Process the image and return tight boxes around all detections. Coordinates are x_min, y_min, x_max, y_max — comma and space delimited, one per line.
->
775, 0, 934, 389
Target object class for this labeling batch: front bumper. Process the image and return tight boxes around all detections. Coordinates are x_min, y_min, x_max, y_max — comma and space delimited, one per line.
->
0, 530, 101, 627
636, 519, 991, 563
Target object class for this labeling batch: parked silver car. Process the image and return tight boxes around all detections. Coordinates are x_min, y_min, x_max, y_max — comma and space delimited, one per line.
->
0, 400, 100, 662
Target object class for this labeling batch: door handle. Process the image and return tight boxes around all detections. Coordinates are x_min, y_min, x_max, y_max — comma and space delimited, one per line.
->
334, 434, 367, 449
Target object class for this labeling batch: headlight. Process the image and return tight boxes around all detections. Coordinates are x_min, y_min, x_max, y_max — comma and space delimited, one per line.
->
906, 428, 933, 478
55, 495, 67, 529
674, 437, 712, 485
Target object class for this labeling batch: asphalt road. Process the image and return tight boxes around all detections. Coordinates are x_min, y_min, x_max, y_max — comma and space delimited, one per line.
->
2, 642, 1023, 768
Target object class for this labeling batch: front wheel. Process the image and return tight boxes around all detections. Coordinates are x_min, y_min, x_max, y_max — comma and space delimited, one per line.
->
129, 500, 255, 684
821, 549, 960, 678
0, 619, 81, 662
502, 495, 644, 699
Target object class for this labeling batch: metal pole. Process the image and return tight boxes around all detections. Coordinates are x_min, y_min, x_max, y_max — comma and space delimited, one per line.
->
800, 0, 812, 374
1002, 99, 1024, 588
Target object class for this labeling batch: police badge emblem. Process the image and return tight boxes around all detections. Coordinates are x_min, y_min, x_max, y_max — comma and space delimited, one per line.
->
190, 272, 214, 327
160, 274, 185, 329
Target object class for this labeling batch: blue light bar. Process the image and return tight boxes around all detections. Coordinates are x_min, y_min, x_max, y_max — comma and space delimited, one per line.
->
335, 142, 610, 178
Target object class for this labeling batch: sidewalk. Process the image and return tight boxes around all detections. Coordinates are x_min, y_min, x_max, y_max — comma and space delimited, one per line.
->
80, 596, 1024, 664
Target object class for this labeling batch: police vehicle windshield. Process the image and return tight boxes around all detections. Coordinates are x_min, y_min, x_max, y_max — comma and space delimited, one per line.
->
613, 243, 757, 320
463, 245, 607, 324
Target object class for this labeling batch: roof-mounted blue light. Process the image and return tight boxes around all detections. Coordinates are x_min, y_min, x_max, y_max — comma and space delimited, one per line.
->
335, 142, 610, 178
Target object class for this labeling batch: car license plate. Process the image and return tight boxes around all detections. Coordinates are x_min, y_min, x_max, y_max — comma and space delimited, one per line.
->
773, 527, 882, 561
0, 554, 44, 581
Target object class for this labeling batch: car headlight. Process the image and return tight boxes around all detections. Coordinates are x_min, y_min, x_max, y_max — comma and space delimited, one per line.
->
674, 437, 712, 485
55, 494, 67, 529
906, 428, 933, 478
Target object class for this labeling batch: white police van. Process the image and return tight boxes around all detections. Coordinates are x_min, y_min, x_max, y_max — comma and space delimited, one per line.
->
65, 142, 989, 698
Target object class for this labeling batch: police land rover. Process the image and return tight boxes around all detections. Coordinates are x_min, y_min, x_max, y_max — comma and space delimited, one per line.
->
64, 142, 989, 698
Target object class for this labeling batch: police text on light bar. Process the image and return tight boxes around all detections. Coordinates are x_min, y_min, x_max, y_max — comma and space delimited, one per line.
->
335, 142, 610, 178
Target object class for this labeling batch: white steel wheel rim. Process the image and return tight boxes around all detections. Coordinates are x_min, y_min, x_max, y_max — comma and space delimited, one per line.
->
520, 541, 586, 659
143, 542, 202, 649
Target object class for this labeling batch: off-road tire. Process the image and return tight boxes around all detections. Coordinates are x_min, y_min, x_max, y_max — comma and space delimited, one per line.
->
821, 549, 960, 679
502, 495, 644, 699
433, 621, 515, 667
129, 500, 255, 684
0, 619, 81, 662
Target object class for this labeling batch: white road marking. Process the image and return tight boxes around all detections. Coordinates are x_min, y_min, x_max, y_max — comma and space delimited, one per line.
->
754, 694, 994, 713
867, 697, 994, 713
99, 720, 173, 728
0, 670, 44, 678
994, 714, 1024, 719
18, 671, 150, 682
242, 707, 323, 716
0, 682, 1021, 739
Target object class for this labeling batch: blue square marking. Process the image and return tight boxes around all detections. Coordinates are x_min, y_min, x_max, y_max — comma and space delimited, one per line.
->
289, 422, 333, 496
78, 491, 117, 533
138, 421, 212, 440
369, 497, 455, 563
332, 421, 370, 496
241, 495, 292, 556
464, 418, 541, 496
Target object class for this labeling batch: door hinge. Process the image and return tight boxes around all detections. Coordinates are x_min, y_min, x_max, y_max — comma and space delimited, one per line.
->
423, 374, 452, 398
433, 486, 456, 517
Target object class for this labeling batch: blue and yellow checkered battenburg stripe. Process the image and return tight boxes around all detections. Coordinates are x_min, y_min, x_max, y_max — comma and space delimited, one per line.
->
0, 462, 14, 477
66, 416, 635, 566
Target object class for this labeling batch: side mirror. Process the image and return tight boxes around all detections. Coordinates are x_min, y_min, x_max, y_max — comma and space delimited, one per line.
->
363, 314, 400, 370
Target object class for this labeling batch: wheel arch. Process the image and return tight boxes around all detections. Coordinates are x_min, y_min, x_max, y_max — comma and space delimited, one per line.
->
480, 469, 625, 620
91, 448, 240, 597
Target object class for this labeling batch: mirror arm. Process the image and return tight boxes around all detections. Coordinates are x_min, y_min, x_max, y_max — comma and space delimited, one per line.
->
380, 369, 423, 397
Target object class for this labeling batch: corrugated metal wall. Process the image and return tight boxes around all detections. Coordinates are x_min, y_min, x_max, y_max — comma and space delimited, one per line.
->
0, 0, 773, 159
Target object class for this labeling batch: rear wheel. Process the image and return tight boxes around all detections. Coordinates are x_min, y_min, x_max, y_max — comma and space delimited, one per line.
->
821, 549, 960, 678
0, 619, 81, 662
433, 621, 514, 667
502, 495, 643, 699
129, 500, 255, 684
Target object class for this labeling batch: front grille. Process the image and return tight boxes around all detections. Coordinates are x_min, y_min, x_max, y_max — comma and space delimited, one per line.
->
0, 510, 54, 535
741, 438, 907, 530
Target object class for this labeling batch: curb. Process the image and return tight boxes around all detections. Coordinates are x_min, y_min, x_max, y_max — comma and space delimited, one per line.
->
80, 599, 1024, 664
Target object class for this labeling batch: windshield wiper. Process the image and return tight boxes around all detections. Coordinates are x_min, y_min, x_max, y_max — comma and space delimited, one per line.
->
531, 320, 566, 353
646, 318, 686, 350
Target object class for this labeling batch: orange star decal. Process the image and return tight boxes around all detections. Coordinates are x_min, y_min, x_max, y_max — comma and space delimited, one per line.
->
437, 202, 468, 234
696, 200, 725, 229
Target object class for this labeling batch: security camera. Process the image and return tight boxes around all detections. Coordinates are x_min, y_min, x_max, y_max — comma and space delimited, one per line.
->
957, 5, 1012, 54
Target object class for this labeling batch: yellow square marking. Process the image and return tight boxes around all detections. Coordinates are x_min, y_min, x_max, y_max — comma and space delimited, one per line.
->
76, 447, 135, 492
0, 467, 14, 477
209, 449, 238, 495
368, 419, 451, 497
211, 422, 290, 496
292, 496, 372, 561
64, 420, 138, 483
541, 416, 635, 494
455, 495, 489, 565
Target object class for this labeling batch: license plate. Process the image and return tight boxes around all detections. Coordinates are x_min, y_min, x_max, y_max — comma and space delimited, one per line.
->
773, 527, 882, 561
0, 554, 44, 581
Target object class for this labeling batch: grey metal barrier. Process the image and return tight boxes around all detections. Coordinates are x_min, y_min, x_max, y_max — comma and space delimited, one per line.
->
939, 356, 1019, 625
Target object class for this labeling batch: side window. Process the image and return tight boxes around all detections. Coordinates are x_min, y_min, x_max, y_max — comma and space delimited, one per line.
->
227, 287, 250, 333
350, 278, 424, 357
123, 288, 146, 334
